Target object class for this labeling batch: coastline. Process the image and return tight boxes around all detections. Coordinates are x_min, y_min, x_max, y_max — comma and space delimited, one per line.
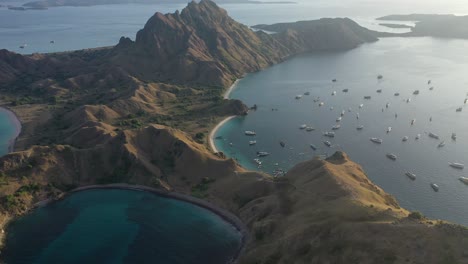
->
223, 79, 240, 99
33, 184, 248, 264
209, 116, 236, 153
0, 107, 21, 153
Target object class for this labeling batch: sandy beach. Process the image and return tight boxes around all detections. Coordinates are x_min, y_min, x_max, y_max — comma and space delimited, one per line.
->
223, 79, 240, 99
209, 116, 236, 153
0, 107, 22, 153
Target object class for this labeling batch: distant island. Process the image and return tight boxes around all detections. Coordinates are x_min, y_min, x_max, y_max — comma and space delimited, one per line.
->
22, 0, 296, 8
378, 23, 413, 29
377, 14, 468, 39
1, 1, 468, 263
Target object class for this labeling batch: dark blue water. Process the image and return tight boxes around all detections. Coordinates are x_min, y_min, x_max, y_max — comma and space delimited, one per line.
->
2, 189, 242, 264
215, 37, 468, 226
0, 107, 20, 156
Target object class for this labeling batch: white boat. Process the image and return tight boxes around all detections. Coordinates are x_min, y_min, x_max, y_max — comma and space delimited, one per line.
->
413, 90, 420, 95
386, 153, 397, 160
299, 124, 307, 129
359, 104, 364, 109
357, 125, 364, 130
332, 125, 341, 130
295, 95, 303, 99
449, 162, 465, 169
428, 132, 439, 139
323, 131, 335, 138
452, 133, 457, 140
406, 98, 411, 103
386, 103, 390, 108
431, 183, 439, 192
336, 117, 342, 122
459, 177, 468, 185
253, 158, 262, 166
438, 141, 445, 148
405, 172, 416, 180
245, 131, 256, 136
341, 110, 345, 116
257, 151, 270, 157
456, 107, 463, 112
387, 127, 392, 133
415, 134, 421, 140
370, 138, 383, 144
249, 140, 257, 145
402, 136, 409, 142
319, 102, 324, 107
306, 127, 315, 132
332, 91, 337, 96
310, 144, 317, 150
411, 119, 416, 125
323, 141, 332, 147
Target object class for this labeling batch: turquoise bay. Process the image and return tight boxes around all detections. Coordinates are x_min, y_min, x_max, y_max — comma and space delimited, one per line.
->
215, 37, 468, 226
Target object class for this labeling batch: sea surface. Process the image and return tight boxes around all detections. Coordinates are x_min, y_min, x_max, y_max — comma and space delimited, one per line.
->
0, 108, 20, 156
1, 189, 242, 264
214, 36, 468, 226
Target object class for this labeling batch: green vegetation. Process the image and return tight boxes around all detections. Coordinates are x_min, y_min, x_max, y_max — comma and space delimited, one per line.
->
408, 211, 424, 220
191, 177, 215, 198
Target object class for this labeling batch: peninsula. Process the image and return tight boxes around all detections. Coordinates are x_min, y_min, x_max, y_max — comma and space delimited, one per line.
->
1, 1, 468, 263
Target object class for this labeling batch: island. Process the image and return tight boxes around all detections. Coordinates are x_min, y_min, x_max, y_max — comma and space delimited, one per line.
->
378, 23, 414, 29
1, 1, 468, 263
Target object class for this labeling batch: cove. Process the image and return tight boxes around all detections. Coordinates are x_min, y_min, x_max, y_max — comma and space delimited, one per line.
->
1, 188, 243, 264
214, 37, 468, 226
0, 107, 21, 156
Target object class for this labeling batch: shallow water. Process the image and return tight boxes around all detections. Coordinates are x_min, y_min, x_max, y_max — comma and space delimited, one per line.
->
215, 37, 468, 226
0, 108, 20, 156
2, 189, 242, 264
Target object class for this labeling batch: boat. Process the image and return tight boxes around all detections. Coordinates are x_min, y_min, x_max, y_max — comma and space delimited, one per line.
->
356, 113, 360, 119
449, 162, 465, 169
377, 75, 383, 80
280, 141, 285, 147
416, 134, 421, 140
456, 107, 463, 112
428, 132, 439, 139
429, 87, 434, 90
341, 110, 345, 116
229, 142, 233, 147
459, 177, 468, 185
357, 125, 364, 130
394, 93, 400, 96
336, 117, 342, 122
342, 89, 349, 93
323, 131, 335, 138
465, 98, 468, 104
387, 127, 392, 133
304, 91, 310, 95
406, 98, 411, 103
295, 95, 303, 99
402, 136, 409, 142
323, 141, 332, 147
411, 119, 415, 125
413, 90, 420, 95
428, 80, 431, 85
359, 104, 364, 109
332, 124, 341, 130
376, 89, 382, 93
364, 96, 371, 99
332, 91, 337, 96
299, 124, 307, 129
319, 102, 324, 107
245, 131, 256, 136
438, 141, 445, 148
50, 40, 55, 44
452, 133, 457, 140
330, 107, 334, 110
370, 138, 383, 144
306, 127, 315, 132
386, 153, 397, 160
310, 144, 317, 150
332, 79, 337, 83
405, 172, 416, 180
249, 140, 257, 145
253, 158, 262, 166
431, 183, 439, 192
257, 151, 270, 157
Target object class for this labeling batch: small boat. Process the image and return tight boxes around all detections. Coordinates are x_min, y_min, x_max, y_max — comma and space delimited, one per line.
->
280, 141, 285, 147
411, 119, 416, 125
50, 40, 55, 44
332, 79, 337, 83
299, 124, 307, 129
456, 107, 463, 112
364, 96, 371, 99
359, 104, 364, 109
356, 113, 360, 119
19, 44, 27, 49
319, 102, 324, 107
413, 90, 420, 95
304, 91, 310, 95
437, 141, 445, 148
405, 172, 416, 180
323, 141, 332, 147
465, 98, 468, 104
229, 142, 233, 147
377, 75, 383, 80
429, 87, 434, 90
386, 153, 397, 160
257, 151, 270, 157
376, 89, 382, 93
370, 138, 383, 144
306, 127, 315, 132
402, 136, 409, 142
357, 125, 364, 130
431, 183, 439, 192
394, 93, 400, 96
342, 89, 349, 93
245, 131, 256, 136
406, 98, 411, 103
449, 162, 465, 169
459, 177, 468, 185
428, 132, 439, 139
428, 80, 431, 85
295, 95, 303, 99
249, 140, 257, 146
416, 134, 421, 140
310, 144, 317, 150
336, 117, 342, 122
253, 158, 262, 166
341, 110, 345, 116
332, 125, 341, 130
387, 127, 392, 133
323, 131, 335, 138
332, 91, 337, 96
452, 133, 457, 141
386, 103, 390, 108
